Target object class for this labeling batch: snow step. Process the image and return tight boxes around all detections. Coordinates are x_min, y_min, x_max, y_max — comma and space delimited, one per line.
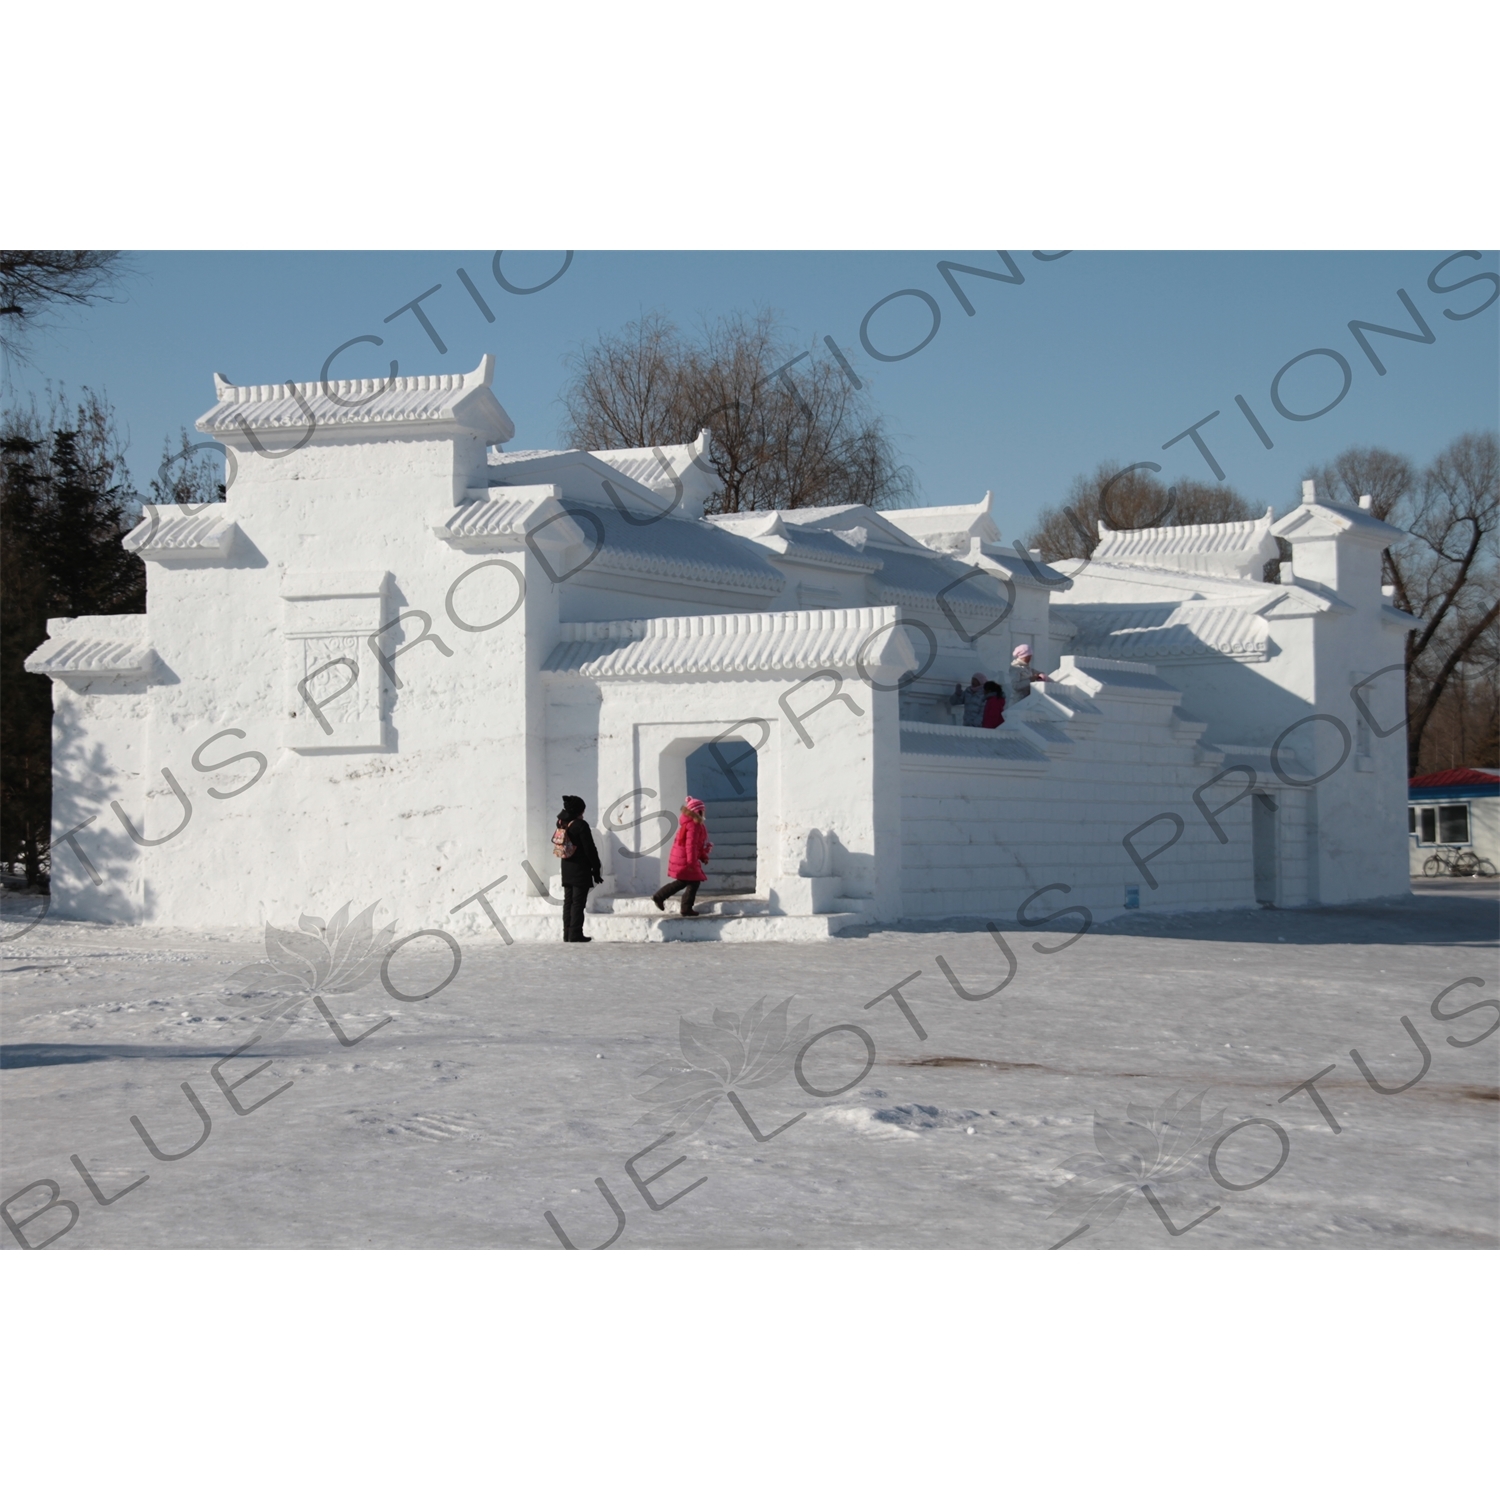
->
495, 910, 866, 942
601, 895, 771, 916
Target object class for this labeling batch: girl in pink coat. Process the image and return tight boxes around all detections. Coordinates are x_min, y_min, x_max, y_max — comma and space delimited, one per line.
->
652, 798, 712, 915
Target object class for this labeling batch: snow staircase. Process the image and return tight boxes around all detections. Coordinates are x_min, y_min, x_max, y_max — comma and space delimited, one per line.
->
699, 798, 757, 896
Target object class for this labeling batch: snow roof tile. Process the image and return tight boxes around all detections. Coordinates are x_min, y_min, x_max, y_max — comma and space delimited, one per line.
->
542, 606, 916, 679
1092, 508, 1278, 579
26, 638, 157, 680
197, 355, 515, 444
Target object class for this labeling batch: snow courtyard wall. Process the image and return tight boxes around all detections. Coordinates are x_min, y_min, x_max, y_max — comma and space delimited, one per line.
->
898, 659, 1315, 922
24, 356, 1418, 939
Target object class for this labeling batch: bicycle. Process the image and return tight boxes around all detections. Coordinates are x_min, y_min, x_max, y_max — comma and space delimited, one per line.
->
1422, 845, 1498, 878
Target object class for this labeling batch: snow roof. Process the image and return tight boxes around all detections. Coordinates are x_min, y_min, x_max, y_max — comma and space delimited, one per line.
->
197, 355, 515, 444
975, 545, 1073, 590
711, 511, 1060, 615
541, 606, 919, 679
434, 486, 574, 551
1051, 600, 1271, 663
590, 431, 721, 517
565, 501, 788, 597
772, 526, 883, 573
26, 637, 157, 681
1271, 480, 1408, 545
440, 489, 831, 594
881, 491, 1002, 549
1093, 508, 1278, 579
122, 505, 237, 561
863, 544, 1010, 616
1060, 556, 1345, 618
769, 503, 935, 552
712, 513, 883, 574
486, 449, 680, 519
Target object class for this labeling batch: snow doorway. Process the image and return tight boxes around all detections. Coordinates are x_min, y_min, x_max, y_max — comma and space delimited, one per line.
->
685, 739, 758, 897
1252, 793, 1278, 907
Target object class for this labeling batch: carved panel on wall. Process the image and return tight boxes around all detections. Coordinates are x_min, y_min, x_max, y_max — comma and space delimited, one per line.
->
281, 573, 389, 752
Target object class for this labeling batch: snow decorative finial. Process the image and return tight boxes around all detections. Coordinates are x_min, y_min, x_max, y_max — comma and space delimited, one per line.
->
213, 372, 234, 400
1302, 479, 1317, 506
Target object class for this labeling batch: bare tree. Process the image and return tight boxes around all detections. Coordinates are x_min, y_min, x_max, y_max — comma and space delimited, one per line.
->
1392, 434, 1499, 772
1307, 436, 1498, 772
559, 311, 682, 451
1417, 617, 1500, 771
1305, 444, 1417, 523
0, 252, 125, 365
561, 309, 914, 513
1027, 461, 1256, 561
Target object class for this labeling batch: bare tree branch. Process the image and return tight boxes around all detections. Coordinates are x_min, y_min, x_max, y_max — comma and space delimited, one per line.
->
1310, 435, 1498, 771
560, 309, 914, 513
1407, 596, 1500, 759
0, 252, 126, 364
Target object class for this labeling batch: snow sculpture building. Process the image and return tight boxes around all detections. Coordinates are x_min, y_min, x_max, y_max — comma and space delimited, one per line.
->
27, 356, 1419, 940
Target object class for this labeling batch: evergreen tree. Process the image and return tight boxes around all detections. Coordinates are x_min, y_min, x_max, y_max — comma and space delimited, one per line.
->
0, 391, 144, 886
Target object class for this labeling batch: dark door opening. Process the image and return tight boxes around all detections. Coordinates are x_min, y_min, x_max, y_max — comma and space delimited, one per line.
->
1252, 793, 1278, 907
685, 740, 757, 896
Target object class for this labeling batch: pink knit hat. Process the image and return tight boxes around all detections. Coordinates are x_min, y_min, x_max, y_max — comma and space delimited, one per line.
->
684, 797, 706, 814
1012, 643, 1033, 660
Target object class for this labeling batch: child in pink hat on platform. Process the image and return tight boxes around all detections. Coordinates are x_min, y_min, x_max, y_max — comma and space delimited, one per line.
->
653, 797, 713, 916
1007, 643, 1049, 704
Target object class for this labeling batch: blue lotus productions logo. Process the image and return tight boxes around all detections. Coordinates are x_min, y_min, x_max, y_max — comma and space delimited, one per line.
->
1049, 1089, 1227, 1242
227, 901, 395, 1032
634, 997, 812, 1137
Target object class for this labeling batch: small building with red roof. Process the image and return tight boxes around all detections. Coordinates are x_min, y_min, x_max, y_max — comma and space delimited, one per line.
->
1409, 768, 1499, 876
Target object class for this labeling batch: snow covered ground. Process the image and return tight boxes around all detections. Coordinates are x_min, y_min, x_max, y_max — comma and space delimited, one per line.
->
2, 882, 1495, 1250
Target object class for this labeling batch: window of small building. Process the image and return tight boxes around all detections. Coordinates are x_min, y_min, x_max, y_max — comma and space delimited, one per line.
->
1411, 802, 1472, 845
1439, 804, 1472, 844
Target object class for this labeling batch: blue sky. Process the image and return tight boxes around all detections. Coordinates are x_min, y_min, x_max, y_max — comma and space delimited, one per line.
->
11, 250, 1497, 538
